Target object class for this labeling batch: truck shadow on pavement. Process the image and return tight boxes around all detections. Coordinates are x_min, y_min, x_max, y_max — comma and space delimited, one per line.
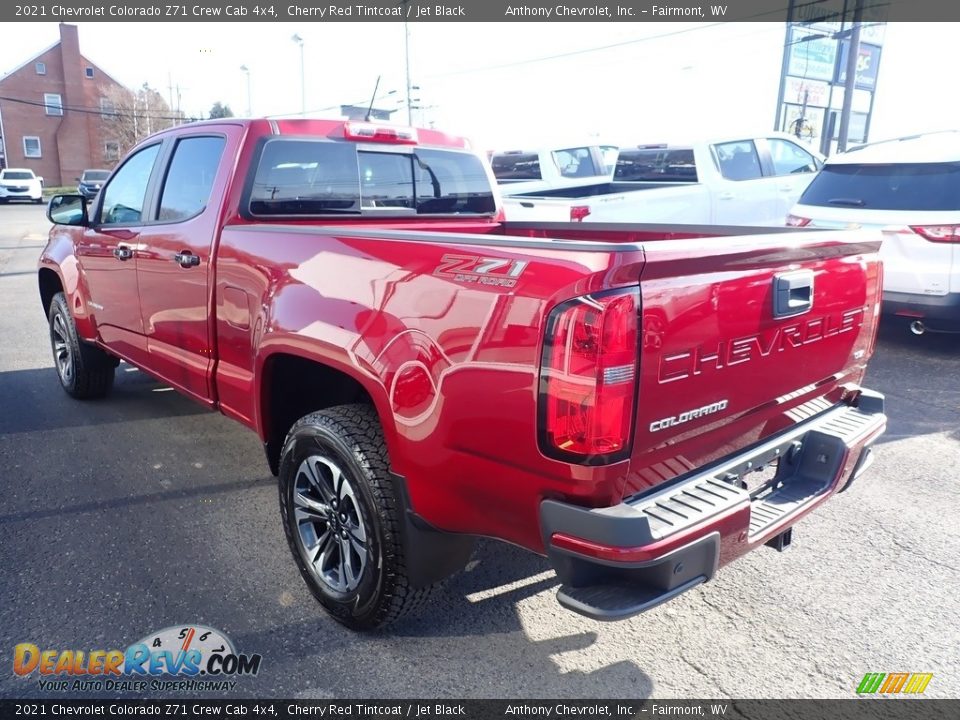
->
229, 539, 655, 698
0, 364, 210, 435
870, 318, 960, 446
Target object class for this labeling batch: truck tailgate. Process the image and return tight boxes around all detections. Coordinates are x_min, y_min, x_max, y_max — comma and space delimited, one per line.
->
622, 230, 883, 499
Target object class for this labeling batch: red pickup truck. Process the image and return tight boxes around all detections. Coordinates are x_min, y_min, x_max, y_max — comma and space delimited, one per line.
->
39, 118, 887, 630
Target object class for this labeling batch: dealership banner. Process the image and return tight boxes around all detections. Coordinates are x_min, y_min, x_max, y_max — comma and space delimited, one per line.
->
0, 0, 958, 23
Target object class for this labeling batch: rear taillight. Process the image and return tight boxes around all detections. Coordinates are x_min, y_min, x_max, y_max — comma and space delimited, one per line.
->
570, 205, 591, 222
910, 224, 960, 243
539, 289, 639, 463
786, 214, 811, 227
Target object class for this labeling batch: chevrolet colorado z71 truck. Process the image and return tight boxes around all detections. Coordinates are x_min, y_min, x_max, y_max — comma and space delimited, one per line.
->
39, 118, 887, 630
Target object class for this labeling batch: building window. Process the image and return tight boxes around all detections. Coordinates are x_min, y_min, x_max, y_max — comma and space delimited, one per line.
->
104, 142, 120, 161
35, 62, 46, 75
23, 137, 42, 158
85, 67, 94, 79
100, 98, 117, 119
44, 93, 63, 116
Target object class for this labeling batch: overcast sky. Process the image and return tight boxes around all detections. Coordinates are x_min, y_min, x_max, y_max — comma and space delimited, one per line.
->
0, 21, 952, 151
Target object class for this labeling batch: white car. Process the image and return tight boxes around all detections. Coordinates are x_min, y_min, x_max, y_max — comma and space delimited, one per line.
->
788, 131, 960, 334
0, 168, 44, 204
496, 133, 824, 226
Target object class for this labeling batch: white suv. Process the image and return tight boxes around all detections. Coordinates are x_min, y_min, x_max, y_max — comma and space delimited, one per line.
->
0, 168, 44, 204
788, 131, 960, 334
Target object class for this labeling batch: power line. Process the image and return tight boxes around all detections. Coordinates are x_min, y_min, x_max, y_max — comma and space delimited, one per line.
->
0, 94, 195, 122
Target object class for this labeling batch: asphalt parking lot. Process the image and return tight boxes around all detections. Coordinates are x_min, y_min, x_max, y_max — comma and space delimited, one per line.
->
0, 202, 957, 700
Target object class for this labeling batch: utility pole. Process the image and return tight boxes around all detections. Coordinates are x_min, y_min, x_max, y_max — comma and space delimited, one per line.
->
167, 72, 176, 125
773, 0, 796, 132
291, 34, 305, 116
240, 65, 252, 116
403, 4, 413, 125
837, 0, 864, 153
820, 0, 849, 156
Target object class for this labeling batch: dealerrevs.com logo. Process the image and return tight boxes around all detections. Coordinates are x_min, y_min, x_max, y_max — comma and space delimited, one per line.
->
13, 625, 262, 693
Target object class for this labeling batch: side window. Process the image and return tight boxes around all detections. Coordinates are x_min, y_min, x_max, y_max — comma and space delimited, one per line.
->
157, 136, 226, 222
768, 139, 819, 176
714, 140, 763, 182
599, 146, 619, 175
552, 147, 597, 178
99, 144, 161, 225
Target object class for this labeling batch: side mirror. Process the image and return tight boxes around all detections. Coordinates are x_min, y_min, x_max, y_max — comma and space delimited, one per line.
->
47, 194, 88, 227
75, 177, 81, 182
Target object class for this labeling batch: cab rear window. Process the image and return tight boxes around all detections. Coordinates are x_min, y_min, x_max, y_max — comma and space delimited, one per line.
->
799, 163, 960, 211
491, 153, 541, 181
248, 139, 496, 217
614, 149, 698, 182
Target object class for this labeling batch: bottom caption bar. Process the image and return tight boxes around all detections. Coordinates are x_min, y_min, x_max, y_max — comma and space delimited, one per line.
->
0, 700, 954, 720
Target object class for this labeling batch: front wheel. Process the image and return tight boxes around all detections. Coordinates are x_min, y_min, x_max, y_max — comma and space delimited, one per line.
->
278, 405, 436, 630
48, 292, 116, 399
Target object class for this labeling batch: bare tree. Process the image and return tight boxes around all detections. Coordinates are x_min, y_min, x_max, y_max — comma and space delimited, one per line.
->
100, 83, 185, 157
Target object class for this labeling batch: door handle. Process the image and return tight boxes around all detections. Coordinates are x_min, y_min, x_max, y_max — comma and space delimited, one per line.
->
718, 192, 735, 201
174, 251, 201, 268
113, 245, 134, 261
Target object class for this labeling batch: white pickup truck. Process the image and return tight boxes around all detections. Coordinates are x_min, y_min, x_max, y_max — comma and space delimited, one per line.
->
494, 133, 825, 226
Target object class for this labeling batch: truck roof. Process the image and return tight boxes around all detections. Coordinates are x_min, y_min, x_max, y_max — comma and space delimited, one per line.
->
146, 117, 474, 150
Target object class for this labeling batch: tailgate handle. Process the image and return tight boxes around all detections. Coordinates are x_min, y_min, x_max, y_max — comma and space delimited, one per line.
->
773, 271, 814, 318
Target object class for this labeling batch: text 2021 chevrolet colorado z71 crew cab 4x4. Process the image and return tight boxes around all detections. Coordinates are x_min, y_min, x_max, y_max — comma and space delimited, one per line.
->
39, 118, 886, 630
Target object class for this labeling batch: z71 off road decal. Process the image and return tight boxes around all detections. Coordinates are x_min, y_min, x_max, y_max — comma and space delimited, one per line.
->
434, 254, 528, 288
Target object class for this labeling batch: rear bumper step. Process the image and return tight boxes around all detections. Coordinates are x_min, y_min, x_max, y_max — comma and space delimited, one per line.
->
540, 390, 887, 621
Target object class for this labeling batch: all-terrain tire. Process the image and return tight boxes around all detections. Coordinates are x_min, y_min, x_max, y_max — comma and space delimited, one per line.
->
278, 404, 437, 630
48, 291, 116, 399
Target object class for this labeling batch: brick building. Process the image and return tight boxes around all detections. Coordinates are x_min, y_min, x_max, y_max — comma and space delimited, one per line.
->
0, 24, 128, 186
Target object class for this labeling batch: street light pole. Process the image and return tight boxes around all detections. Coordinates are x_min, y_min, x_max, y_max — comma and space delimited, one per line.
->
291, 33, 305, 116
239, 64, 252, 116
837, 0, 864, 153
403, 8, 413, 125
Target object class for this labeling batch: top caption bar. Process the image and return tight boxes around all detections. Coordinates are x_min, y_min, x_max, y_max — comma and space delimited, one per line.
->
3, 0, 955, 22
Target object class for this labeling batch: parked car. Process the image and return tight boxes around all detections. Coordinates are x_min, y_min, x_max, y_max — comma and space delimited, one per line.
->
76, 169, 111, 200
788, 130, 960, 334
0, 168, 44, 204
39, 118, 886, 630
498, 133, 824, 226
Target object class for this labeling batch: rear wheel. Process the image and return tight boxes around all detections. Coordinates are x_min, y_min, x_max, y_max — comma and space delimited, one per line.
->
278, 405, 436, 630
48, 292, 116, 399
